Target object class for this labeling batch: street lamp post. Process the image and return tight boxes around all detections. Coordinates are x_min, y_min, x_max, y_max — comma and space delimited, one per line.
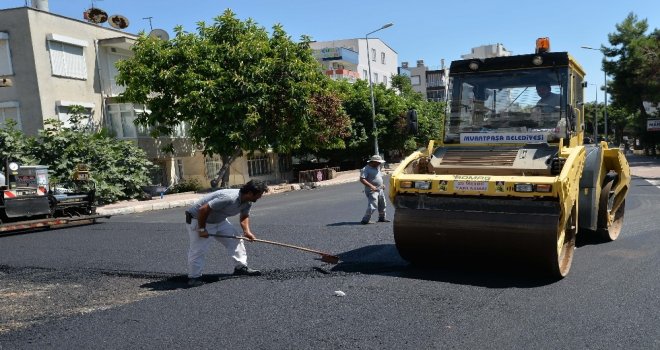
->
366, 22, 393, 156
581, 46, 608, 141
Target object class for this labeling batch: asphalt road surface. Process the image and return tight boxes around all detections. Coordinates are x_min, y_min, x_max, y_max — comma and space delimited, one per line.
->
1, 175, 659, 349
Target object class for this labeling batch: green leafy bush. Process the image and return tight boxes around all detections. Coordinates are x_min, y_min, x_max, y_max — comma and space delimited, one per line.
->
167, 178, 202, 194
3, 107, 152, 204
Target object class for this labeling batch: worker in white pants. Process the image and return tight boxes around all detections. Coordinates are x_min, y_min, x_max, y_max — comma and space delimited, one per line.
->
187, 218, 248, 279
184, 180, 269, 287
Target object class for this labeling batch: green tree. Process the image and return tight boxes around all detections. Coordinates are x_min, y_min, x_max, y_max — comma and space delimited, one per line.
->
306, 76, 444, 165
116, 10, 349, 187
30, 107, 152, 204
603, 12, 660, 149
607, 106, 632, 144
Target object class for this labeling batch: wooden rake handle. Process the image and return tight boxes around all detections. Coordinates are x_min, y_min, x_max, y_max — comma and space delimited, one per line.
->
208, 234, 340, 264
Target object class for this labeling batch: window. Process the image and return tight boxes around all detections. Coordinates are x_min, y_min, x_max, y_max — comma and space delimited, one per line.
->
247, 155, 272, 176
47, 34, 88, 79
56, 101, 94, 130
175, 159, 184, 183
205, 157, 222, 179
0, 101, 20, 129
363, 69, 368, 79
107, 103, 188, 138
383, 76, 388, 86
411, 75, 421, 86
381, 52, 386, 64
107, 103, 137, 138
0, 33, 13, 75
107, 52, 129, 95
371, 48, 376, 62
373, 72, 378, 83
148, 162, 166, 185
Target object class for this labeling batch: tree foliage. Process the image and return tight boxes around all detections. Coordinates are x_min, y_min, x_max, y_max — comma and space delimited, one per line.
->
303, 76, 444, 165
603, 12, 659, 147
0, 120, 36, 165
116, 9, 350, 186
583, 102, 632, 143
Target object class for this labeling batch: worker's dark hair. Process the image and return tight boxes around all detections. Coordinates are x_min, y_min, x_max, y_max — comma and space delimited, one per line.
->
240, 179, 269, 195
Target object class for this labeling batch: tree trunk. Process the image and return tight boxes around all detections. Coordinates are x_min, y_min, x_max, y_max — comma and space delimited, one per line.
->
211, 146, 242, 188
638, 101, 651, 151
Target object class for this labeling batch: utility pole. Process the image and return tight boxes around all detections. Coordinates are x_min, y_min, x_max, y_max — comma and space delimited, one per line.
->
594, 83, 598, 141
581, 46, 608, 141
365, 23, 393, 156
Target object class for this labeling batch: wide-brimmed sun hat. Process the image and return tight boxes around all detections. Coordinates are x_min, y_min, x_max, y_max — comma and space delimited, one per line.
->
368, 155, 386, 163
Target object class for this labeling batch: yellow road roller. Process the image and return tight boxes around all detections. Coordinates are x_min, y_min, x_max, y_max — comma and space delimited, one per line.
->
389, 39, 630, 278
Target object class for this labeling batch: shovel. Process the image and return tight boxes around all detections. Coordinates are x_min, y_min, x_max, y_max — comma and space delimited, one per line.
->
208, 233, 340, 264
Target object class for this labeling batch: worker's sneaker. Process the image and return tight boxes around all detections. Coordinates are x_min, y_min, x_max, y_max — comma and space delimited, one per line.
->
187, 278, 204, 287
233, 266, 262, 276
360, 220, 374, 225
378, 217, 391, 223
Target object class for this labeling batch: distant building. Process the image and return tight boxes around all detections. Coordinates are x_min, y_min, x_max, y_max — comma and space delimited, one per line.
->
0, 2, 292, 188
309, 38, 398, 88
399, 60, 449, 102
461, 43, 512, 59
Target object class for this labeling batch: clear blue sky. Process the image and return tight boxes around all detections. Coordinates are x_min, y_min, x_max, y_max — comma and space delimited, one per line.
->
5, 0, 658, 103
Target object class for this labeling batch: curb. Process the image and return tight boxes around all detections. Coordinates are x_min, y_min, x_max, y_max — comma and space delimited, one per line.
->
97, 198, 199, 216
96, 177, 361, 217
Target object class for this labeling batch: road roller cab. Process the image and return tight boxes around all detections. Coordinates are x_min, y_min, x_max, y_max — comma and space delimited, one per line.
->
389, 38, 630, 278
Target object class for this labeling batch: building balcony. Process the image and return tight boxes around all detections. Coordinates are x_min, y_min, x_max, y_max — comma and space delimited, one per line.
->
324, 69, 360, 83
313, 47, 359, 65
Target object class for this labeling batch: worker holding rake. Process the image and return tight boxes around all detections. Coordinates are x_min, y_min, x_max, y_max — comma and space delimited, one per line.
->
185, 180, 269, 287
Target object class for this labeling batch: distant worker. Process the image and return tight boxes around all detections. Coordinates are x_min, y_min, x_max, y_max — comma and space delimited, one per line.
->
359, 155, 390, 224
535, 83, 561, 113
184, 180, 269, 287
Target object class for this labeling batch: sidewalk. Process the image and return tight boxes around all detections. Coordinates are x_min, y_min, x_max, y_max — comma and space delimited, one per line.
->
627, 154, 660, 179
96, 168, 364, 216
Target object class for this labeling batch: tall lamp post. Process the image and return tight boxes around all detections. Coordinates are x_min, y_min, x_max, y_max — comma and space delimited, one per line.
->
366, 22, 393, 156
581, 46, 608, 141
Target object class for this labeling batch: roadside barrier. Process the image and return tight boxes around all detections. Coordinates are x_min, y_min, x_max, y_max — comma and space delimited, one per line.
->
297, 167, 340, 183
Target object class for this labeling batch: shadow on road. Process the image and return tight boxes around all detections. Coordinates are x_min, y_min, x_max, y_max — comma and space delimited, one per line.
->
326, 221, 364, 227
332, 244, 559, 288
140, 273, 236, 291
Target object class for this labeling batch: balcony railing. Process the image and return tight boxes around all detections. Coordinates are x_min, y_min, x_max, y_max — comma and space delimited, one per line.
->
324, 69, 360, 83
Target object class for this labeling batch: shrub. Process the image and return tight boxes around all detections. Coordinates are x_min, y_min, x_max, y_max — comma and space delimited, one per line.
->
167, 178, 202, 194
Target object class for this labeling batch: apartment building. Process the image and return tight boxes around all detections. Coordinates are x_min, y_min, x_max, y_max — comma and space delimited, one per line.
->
461, 43, 512, 59
0, 2, 291, 188
309, 38, 398, 88
398, 60, 449, 102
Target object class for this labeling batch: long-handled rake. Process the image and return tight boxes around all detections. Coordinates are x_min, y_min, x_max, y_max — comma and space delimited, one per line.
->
208, 233, 340, 264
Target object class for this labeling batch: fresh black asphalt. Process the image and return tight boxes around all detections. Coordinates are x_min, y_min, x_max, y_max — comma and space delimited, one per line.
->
1, 175, 659, 349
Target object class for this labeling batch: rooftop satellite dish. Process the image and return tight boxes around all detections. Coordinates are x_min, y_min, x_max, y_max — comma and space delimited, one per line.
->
149, 29, 170, 41
109, 14, 130, 29
84, 7, 108, 24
